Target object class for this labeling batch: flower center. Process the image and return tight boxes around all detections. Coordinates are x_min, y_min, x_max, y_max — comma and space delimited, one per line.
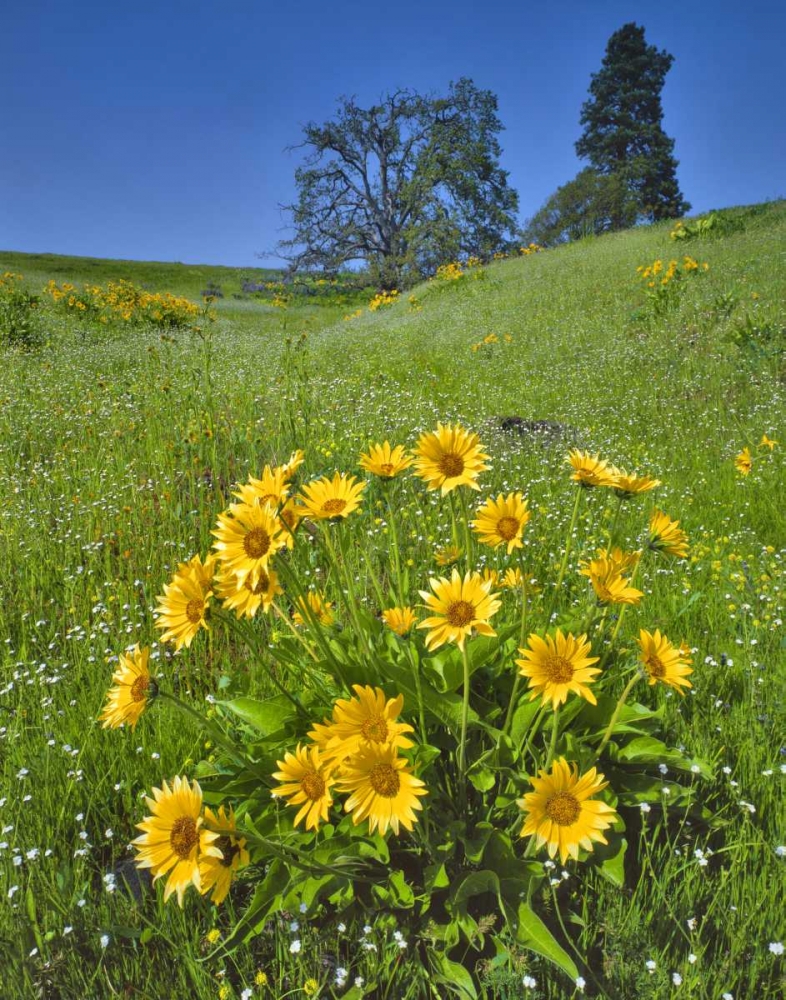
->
215, 834, 239, 868
496, 516, 520, 541
130, 675, 150, 702
446, 600, 475, 628
321, 498, 347, 516
545, 791, 581, 826
169, 816, 198, 859
300, 770, 326, 800
438, 452, 465, 478
185, 599, 204, 624
369, 763, 400, 798
244, 527, 271, 559
646, 655, 666, 679
543, 654, 575, 684
379, 463, 395, 476
361, 714, 390, 743
246, 570, 270, 595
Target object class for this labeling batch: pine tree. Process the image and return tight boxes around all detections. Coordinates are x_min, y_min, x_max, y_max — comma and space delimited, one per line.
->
575, 23, 690, 224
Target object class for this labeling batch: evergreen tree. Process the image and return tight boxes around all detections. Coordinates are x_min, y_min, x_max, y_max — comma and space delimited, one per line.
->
575, 23, 690, 224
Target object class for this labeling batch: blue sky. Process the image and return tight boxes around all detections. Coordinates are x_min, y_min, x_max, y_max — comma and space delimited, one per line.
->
2, 0, 784, 266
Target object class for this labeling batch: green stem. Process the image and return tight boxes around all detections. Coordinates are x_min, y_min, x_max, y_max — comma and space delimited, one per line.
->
407, 643, 428, 744
322, 521, 372, 658
545, 705, 561, 770
272, 601, 318, 661
594, 671, 641, 760
218, 609, 307, 717
458, 643, 472, 788
157, 691, 248, 767
457, 487, 474, 565
386, 487, 405, 603
598, 554, 642, 671
548, 487, 583, 620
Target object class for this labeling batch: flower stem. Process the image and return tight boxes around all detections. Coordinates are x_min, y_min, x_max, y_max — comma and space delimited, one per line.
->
545, 705, 560, 770
458, 643, 472, 787
594, 671, 641, 760
548, 488, 583, 620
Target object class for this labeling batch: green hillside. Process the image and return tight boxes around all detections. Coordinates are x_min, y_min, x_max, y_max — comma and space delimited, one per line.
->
1, 203, 784, 999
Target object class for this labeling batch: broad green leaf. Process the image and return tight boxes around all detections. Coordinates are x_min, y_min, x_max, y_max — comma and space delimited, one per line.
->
428, 951, 478, 999
217, 695, 293, 736
451, 870, 500, 914
213, 860, 290, 953
516, 902, 578, 979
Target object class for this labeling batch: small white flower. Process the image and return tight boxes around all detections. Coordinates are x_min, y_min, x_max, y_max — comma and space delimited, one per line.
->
63, 925, 73, 935
354, 978, 364, 988
640, 802, 651, 814
77, 898, 86, 907
722, 993, 734, 1000
522, 975, 537, 988
722, 766, 732, 775
7, 885, 19, 900
769, 941, 784, 955
672, 972, 682, 985
337, 922, 347, 932
29, 947, 38, 957
299, 902, 308, 913
688, 953, 697, 964
100, 934, 110, 948
575, 976, 586, 991
776, 846, 786, 858
241, 990, 253, 1000
645, 959, 657, 974
289, 939, 301, 954
289, 920, 299, 932
687, 916, 697, 931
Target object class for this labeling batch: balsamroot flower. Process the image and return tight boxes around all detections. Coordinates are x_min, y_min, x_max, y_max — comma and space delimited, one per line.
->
133, 776, 220, 906
638, 629, 693, 694
418, 568, 501, 651
516, 630, 601, 709
413, 423, 489, 495
99, 644, 156, 730
518, 758, 618, 863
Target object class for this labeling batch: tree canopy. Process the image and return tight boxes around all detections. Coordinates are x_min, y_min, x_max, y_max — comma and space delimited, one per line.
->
522, 169, 639, 246
279, 80, 519, 287
575, 22, 690, 224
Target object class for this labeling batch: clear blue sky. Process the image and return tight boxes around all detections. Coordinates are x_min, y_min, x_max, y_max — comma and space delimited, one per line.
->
2, 0, 784, 266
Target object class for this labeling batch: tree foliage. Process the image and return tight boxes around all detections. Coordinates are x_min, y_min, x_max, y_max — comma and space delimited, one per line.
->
279, 80, 519, 287
575, 23, 690, 224
521, 168, 639, 246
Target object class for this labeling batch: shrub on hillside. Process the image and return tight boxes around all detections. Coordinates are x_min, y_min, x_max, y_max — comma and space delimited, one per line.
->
0, 272, 41, 347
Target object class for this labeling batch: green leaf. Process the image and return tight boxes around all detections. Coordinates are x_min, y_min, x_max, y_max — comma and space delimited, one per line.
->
217, 695, 294, 736
467, 765, 496, 793
428, 951, 478, 999
595, 837, 627, 887
211, 860, 290, 954
424, 862, 450, 891
509, 698, 542, 747
615, 736, 710, 774
451, 870, 500, 914
516, 902, 578, 979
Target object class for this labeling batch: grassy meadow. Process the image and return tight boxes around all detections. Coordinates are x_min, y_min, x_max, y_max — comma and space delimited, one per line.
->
1, 202, 784, 999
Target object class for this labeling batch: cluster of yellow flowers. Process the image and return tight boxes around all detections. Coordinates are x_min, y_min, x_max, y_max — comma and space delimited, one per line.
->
470, 331, 513, 352
44, 278, 200, 328
101, 427, 700, 899
273, 686, 426, 836
735, 434, 778, 475
1, 270, 25, 288
343, 308, 363, 321
434, 261, 465, 282
636, 256, 709, 289
368, 289, 399, 311
520, 243, 542, 255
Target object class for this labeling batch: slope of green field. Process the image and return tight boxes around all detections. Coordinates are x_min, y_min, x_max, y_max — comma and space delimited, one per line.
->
1, 203, 784, 999
0, 249, 282, 300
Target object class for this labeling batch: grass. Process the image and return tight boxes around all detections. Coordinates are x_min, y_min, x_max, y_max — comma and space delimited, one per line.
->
1, 202, 784, 999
